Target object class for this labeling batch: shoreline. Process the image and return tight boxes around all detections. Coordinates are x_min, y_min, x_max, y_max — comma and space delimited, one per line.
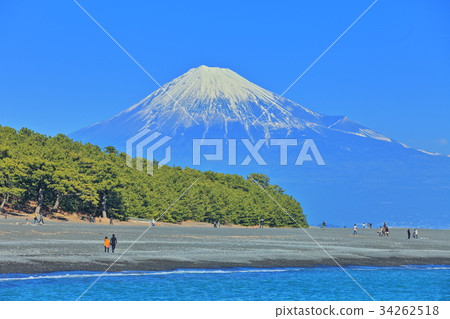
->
2, 258, 450, 275
1, 262, 449, 276
1, 216, 449, 275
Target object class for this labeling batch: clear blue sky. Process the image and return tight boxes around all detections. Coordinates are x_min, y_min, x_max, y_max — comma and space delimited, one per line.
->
1, 0, 449, 154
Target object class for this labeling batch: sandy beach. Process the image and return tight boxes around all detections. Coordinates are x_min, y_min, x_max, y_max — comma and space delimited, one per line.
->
0, 215, 449, 274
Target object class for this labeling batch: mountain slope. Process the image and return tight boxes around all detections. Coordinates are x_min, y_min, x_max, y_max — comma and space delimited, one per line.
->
72, 66, 390, 143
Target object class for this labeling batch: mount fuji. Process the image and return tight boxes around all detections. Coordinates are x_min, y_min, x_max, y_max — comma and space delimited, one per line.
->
71, 66, 450, 228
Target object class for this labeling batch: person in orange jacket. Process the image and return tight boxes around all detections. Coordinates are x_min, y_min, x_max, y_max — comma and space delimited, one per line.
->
104, 236, 110, 253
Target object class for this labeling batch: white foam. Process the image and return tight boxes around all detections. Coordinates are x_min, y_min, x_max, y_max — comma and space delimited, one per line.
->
0, 268, 294, 282
2, 265, 447, 282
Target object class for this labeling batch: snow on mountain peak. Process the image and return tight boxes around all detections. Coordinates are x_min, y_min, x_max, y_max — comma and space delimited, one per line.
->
119, 65, 324, 133
159, 65, 277, 106
86, 65, 392, 142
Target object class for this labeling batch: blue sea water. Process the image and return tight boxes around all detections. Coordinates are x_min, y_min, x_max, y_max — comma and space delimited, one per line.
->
0, 266, 449, 301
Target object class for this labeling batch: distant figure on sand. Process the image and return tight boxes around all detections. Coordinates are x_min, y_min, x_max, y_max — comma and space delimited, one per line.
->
110, 234, 117, 253
260, 218, 265, 229
384, 226, 389, 237
151, 219, 155, 226
33, 214, 39, 224
39, 213, 44, 224
407, 229, 411, 239
321, 221, 326, 228
353, 224, 358, 236
104, 236, 110, 253
378, 226, 384, 236
213, 221, 217, 228
413, 228, 418, 239
110, 217, 113, 225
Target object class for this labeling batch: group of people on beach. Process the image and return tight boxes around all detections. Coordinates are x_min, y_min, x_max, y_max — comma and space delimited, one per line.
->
407, 228, 419, 239
104, 234, 118, 253
371, 223, 420, 239
89, 214, 115, 225
377, 222, 390, 237
352, 222, 391, 237
352, 222, 374, 235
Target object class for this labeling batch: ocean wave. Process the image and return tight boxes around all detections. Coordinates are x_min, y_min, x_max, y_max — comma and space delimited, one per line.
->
0, 268, 296, 282
1, 265, 448, 282
344, 265, 450, 271
400, 265, 450, 270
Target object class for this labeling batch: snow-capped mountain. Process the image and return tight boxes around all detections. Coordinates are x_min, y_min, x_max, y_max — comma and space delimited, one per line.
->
74, 65, 391, 143
71, 66, 450, 228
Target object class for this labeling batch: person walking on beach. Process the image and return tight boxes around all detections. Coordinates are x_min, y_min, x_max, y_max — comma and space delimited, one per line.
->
110, 234, 117, 253
353, 224, 358, 236
104, 236, 110, 253
407, 228, 411, 239
413, 228, 418, 239
110, 217, 113, 225
39, 213, 44, 224
33, 214, 39, 224
260, 218, 265, 229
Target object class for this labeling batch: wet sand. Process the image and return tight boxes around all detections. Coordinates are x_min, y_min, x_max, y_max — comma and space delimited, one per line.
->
0, 217, 449, 274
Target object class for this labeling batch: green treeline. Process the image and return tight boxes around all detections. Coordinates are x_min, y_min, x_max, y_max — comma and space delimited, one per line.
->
0, 126, 307, 227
